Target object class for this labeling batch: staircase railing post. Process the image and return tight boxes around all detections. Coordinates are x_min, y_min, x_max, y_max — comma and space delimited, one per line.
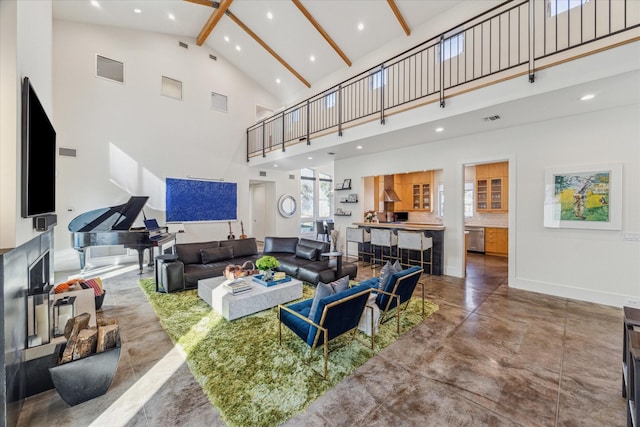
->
338, 85, 343, 136
306, 100, 311, 144
380, 64, 386, 125
439, 35, 446, 108
281, 112, 286, 152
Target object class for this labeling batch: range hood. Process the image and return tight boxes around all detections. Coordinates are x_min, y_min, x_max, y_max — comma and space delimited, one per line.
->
383, 189, 402, 202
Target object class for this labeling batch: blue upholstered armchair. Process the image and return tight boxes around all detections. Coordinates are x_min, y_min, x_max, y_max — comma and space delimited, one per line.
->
359, 265, 424, 335
278, 283, 371, 379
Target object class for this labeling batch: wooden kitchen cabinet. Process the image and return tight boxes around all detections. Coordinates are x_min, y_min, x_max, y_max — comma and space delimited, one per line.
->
476, 162, 508, 212
395, 171, 433, 211
485, 227, 508, 257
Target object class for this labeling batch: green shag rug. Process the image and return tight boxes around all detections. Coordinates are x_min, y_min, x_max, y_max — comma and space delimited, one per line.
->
138, 278, 438, 427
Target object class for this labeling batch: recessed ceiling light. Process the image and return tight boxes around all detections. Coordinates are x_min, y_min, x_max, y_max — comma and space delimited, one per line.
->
276, 78, 281, 84
356, 145, 363, 149
307, 156, 313, 160
90, 0, 100, 8
267, 12, 273, 20
435, 127, 444, 132
235, 45, 241, 52
357, 23, 364, 31
224, 35, 230, 42
133, 8, 142, 14
168, 13, 175, 20
309, 55, 316, 62
580, 94, 596, 101
273, 164, 278, 168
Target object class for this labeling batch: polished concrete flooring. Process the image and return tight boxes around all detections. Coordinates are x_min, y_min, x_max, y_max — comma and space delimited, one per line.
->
18, 253, 625, 426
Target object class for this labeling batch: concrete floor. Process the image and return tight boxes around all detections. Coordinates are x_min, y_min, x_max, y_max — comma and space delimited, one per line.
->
17, 253, 625, 426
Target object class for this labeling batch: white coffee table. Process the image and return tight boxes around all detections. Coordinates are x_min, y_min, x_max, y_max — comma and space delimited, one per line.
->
198, 275, 303, 321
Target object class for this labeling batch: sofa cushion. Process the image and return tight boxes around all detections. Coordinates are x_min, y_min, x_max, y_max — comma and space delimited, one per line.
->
298, 238, 330, 261
263, 237, 299, 254
295, 244, 317, 261
220, 238, 258, 258
176, 241, 220, 265
308, 275, 349, 320
200, 246, 233, 264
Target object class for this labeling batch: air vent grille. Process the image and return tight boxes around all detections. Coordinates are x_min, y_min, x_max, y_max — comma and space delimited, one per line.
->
289, 174, 295, 180
179, 41, 189, 49
259, 171, 267, 177
209, 54, 217, 61
59, 148, 77, 157
483, 115, 501, 122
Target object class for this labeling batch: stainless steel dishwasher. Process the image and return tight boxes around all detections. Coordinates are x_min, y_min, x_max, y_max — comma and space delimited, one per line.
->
465, 226, 485, 253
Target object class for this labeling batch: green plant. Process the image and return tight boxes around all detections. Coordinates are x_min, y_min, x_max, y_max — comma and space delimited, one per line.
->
255, 255, 280, 271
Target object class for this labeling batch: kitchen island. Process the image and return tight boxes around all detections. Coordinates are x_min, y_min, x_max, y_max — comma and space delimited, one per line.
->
352, 222, 444, 275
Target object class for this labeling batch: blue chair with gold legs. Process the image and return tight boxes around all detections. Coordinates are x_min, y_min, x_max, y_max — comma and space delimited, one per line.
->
278, 283, 371, 379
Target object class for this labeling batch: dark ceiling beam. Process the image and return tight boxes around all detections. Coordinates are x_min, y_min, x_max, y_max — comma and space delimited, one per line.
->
387, 0, 411, 36
196, 0, 233, 46
184, 0, 311, 88
291, 0, 352, 67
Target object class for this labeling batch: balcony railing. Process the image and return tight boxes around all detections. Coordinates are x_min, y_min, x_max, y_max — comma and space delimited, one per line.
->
247, 0, 640, 161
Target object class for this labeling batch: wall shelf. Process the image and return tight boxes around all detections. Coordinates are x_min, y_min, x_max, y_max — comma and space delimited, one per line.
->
340, 200, 358, 204
334, 213, 352, 216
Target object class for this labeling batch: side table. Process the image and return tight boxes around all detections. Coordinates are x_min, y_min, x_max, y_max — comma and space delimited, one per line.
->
321, 251, 343, 277
155, 254, 184, 293
624, 306, 640, 398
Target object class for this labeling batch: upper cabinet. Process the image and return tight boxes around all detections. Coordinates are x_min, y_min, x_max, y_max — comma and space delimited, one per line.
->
394, 171, 433, 211
476, 162, 508, 212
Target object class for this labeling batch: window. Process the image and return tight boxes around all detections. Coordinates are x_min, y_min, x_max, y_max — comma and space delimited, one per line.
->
464, 182, 474, 217
300, 168, 315, 219
161, 76, 182, 100
325, 92, 336, 109
549, 0, 590, 17
300, 168, 333, 234
369, 69, 387, 90
96, 55, 124, 83
440, 33, 464, 61
318, 173, 333, 218
211, 92, 228, 112
438, 183, 445, 218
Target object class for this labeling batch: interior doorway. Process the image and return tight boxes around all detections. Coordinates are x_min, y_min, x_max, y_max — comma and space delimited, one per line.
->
463, 161, 510, 274
250, 183, 266, 241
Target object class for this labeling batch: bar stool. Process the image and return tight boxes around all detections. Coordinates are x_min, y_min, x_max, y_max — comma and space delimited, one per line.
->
397, 230, 433, 274
370, 228, 398, 267
345, 227, 372, 264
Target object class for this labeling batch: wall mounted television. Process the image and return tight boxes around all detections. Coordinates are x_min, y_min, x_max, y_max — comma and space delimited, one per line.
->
21, 76, 56, 218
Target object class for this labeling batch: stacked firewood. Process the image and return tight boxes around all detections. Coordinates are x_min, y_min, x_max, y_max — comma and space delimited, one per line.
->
58, 313, 119, 364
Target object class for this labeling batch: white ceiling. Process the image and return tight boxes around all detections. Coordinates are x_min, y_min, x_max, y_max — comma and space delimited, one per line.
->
52, 0, 469, 103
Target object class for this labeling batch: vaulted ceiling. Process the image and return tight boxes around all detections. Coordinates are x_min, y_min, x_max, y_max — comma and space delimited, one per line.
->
53, 0, 473, 103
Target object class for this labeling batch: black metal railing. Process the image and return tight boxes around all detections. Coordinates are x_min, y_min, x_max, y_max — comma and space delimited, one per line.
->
247, 0, 639, 160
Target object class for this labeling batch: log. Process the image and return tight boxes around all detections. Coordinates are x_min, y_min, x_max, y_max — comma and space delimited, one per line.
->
97, 316, 118, 327
60, 312, 92, 364
73, 328, 97, 360
96, 324, 119, 353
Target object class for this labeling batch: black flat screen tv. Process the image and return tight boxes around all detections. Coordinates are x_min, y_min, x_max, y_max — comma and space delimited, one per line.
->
21, 76, 56, 218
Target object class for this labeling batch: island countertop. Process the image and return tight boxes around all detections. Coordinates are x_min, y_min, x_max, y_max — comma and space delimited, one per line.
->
352, 222, 445, 231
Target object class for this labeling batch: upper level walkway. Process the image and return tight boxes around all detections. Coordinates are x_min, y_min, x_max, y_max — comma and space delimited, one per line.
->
246, 0, 640, 165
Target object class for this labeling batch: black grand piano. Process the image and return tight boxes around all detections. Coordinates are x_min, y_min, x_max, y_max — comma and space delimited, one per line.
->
69, 196, 175, 274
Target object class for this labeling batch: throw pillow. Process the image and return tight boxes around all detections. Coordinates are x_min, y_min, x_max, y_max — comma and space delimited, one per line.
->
295, 244, 317, 261
378, 260, 402, 290
200, 246, 234, 264
308, 275, 350, 320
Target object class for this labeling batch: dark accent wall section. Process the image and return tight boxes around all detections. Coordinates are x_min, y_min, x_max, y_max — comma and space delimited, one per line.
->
1, 230, 54, 427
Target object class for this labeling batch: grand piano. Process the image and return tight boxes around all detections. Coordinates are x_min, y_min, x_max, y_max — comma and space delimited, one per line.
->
69, 196, 175, 274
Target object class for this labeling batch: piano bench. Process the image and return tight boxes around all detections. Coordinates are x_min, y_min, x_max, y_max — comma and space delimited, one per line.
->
155, 256, 185, 293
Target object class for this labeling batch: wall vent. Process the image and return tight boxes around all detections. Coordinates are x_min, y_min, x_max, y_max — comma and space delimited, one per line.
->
59, 147, 77, 157
179, 41, 189, 49
483, 115, 501, 122
96, 54, 124, 83
289, 174, 295, 180
209, 54, 217, 61
259, 171, 267, 177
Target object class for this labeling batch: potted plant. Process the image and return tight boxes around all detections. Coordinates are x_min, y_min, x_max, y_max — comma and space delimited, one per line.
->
255, 255, 280, 281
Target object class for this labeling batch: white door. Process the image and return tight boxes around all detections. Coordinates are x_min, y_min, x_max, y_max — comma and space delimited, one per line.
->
250, 183, 266, 241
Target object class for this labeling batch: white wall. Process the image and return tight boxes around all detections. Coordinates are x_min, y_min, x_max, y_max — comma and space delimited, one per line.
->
52, 20, 279, 270
0, 0, 53, 249
334, 103, 639, 307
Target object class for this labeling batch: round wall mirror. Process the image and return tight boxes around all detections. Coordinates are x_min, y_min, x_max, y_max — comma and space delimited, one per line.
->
278, 194, 297, 217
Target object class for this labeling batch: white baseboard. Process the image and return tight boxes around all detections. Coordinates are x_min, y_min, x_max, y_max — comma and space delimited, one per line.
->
512, 277, 634, 308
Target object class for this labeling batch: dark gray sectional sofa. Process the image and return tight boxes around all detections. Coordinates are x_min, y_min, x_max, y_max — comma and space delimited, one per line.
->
175, 236, 357, 288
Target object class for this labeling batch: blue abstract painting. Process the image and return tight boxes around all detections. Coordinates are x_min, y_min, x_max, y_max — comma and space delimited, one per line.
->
166, 178, 237, 222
